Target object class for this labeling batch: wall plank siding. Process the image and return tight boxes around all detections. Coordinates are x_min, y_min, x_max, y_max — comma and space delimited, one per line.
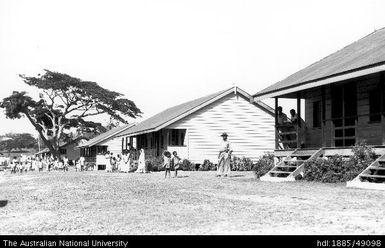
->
167, 93, 275, 163
99, 137, 123, 155
303, 72, 385, 148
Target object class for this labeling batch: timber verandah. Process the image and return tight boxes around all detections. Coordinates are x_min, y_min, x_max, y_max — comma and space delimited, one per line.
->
266, 74, 385, 189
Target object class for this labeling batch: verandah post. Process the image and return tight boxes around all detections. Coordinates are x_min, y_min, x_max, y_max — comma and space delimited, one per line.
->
297, 92, 301, 148
381, 72, 385, 145
275, 97, 279, 149
321, 85, 326, 147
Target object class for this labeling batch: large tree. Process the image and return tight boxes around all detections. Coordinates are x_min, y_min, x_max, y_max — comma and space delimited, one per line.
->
0, 70, 142, 158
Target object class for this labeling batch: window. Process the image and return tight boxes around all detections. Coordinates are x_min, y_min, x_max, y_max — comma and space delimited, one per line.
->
169, 129, 186, 146
59, 148, 67, 155
171, 130, 179, 145
313, 101, 321, 128
369, 90, 381, 123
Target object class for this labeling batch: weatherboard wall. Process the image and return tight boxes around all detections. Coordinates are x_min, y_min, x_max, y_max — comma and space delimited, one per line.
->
99, 137, 123, 155
303, 72, 385, 148
166, 93, 275, 163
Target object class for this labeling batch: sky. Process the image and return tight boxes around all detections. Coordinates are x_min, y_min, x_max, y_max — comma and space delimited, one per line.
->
0, 0, 385, 136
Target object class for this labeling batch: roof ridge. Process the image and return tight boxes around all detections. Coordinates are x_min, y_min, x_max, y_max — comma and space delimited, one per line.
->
139, 87, 233, 122
119, 86, 272, 136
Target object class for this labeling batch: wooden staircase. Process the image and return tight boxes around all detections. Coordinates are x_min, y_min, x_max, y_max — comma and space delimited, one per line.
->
260, 148, 323, 182
347, 154, 385, 190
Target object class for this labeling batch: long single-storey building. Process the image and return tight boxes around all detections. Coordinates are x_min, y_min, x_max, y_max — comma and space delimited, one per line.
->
118, 86, 275, 163
78, 123, 136, 168
253, 27, 385, 189
35, 137, 88, 163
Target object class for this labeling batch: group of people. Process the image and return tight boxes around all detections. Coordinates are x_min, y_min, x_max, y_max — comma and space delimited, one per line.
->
162, 150, 182, 178
10, 154, 70, 174
96, 149, 146, 173
101, 151, 134, 173
6, 132, 236, 178
276, 106, 304, 148
277, 106, 298, 125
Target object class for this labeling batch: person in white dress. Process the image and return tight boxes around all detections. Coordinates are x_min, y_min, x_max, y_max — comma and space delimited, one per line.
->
63, 156, 69, 172
122, 152, 131, 173
79, 156, 85, 171
116, 154, 122, 172
217, 132, 233, 177
135, 149, 146, 173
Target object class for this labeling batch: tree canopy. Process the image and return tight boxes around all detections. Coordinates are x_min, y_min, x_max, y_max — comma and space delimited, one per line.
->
0, 70, 142, 158
0, 133, 38, 153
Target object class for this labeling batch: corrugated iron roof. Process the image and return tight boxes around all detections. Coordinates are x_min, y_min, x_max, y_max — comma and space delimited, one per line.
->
118, 87, 274, 137
78, 123, 135, 148
254, 27, 385, 98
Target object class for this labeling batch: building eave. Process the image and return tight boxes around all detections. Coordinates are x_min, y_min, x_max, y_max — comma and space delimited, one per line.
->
253, 63, 385, 100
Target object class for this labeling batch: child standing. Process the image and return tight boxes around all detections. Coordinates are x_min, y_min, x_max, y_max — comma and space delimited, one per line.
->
171, 151, 181, 177
162, 150, 171, 178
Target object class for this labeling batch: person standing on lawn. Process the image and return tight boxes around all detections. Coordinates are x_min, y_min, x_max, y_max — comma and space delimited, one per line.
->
116, 154, 122, 172
217, 132, 233, 177
135, 149, 146, 173
104, 151, 112, 172
79, 155, 86, 171
38, 158, 43, 172
63, 156, 69, 172
163, 150, 172, 178
109, 153, 117, 172
171, 151, 181, 177
122, 151, 131, 173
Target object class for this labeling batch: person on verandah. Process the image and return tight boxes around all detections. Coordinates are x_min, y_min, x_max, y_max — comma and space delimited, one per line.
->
217, 132, 233, 177
276, 106, 295, 149
277, 106, 289, 125
289, 109, 306, 148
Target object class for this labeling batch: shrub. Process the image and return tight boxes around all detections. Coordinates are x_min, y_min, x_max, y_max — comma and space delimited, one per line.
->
303, 156, 345, 182
231, 156, 254, 171
199, 159, 216, 171
180, 159, 195, 171
253, 153, 275, 178
351, 140, 376, 164
145, 156, 164, 172
303, 141, 377, 183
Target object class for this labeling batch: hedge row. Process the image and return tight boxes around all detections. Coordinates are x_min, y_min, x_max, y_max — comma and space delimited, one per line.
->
143, 141, 376, 183
303, 142, 376, 183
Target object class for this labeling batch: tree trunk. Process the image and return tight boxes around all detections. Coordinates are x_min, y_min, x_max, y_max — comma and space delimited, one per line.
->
24, 112, 60, 159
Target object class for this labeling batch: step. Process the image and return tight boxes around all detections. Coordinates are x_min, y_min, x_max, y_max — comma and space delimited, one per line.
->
273, 168, 296, 173
260, 176, 296, 182
283, 160, 306, 163
368, 166, 385, 170
269, 170, 291, 174
289, 156, 311, 159
347, 181, 385, 190
359, 174, 385, 179
276, 165, 298, 169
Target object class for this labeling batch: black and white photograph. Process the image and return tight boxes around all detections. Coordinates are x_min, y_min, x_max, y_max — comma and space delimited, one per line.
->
0, 0, 385, 243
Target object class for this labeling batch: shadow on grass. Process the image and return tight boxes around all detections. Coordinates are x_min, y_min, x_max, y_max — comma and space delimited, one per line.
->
0, 200, 8, 207
175, 176, 189, 178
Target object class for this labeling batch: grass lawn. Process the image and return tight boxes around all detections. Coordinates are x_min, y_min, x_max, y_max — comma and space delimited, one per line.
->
1, 169, 385, 235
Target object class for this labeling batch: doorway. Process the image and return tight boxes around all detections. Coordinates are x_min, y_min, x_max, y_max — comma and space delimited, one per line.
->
331, 82, 357, 147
